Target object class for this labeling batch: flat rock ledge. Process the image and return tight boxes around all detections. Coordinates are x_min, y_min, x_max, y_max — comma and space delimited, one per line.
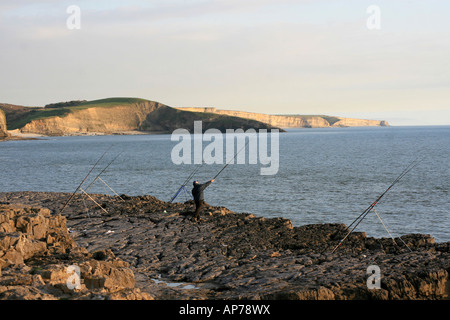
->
0, 191, 448, 300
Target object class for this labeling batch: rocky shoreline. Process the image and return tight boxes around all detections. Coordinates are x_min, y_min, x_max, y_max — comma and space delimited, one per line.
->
0, 191, 448, 300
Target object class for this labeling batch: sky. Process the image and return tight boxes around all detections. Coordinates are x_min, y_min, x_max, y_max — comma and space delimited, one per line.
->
1, 0, 449, 125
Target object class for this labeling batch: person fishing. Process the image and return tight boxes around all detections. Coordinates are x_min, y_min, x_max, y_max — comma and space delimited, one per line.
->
171, 141, 248, 221
191, 179, 214, 221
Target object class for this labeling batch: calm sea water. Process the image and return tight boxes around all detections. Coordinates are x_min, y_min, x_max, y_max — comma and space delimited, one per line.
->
1, 126, 448, 242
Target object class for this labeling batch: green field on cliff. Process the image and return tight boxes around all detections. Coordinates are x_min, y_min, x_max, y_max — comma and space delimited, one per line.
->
75, 97, 149, 109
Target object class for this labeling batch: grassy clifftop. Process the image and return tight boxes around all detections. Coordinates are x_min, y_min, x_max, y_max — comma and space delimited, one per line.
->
1, 98, 149, 130
0, 98, 281, 135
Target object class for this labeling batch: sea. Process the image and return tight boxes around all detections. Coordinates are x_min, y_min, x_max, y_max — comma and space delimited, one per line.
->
1, 126, 449, 242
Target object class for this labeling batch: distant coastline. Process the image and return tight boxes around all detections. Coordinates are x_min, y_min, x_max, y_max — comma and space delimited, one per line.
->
176, 106, 389, 129
1, 98, 388, 137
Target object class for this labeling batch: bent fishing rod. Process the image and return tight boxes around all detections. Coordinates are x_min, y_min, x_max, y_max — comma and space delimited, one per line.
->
170, 140, 250, 203
212, 140, 250, 181
331, 155, 421, 253
59, 144, 113, 215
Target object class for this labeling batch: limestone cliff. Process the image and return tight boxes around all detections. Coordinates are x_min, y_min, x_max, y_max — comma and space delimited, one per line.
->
177, 107, 389, 128
332, 117, 389, 127
0, 109, 8, 138
8, 98, 280, 136
20, 101, 162, 136
2, 98, 387, 137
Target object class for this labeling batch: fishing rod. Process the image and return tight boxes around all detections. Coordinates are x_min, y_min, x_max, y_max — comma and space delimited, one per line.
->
346, 155, 421, 232
84, 151, 124, 192
170, 139, 250, 202
331, 155, 421, 253
212, 140, 250, 181
169, 163, 202, 203
58, 144, 113, 215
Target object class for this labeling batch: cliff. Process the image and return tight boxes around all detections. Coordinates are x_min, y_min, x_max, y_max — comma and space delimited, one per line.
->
19, 99, 163, 136
0, 109, 8, 138
176, 107, 389, 128
0, 98, 388, 136
0, 98, 281, 136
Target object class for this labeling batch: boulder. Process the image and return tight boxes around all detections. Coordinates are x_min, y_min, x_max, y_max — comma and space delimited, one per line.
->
0, 204, 151, 300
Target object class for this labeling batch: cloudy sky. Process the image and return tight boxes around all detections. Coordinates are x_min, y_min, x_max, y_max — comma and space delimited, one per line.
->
1, 0, 449, 125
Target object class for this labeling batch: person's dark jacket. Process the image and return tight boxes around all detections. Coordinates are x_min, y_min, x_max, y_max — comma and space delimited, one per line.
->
192, 181, 212, 202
